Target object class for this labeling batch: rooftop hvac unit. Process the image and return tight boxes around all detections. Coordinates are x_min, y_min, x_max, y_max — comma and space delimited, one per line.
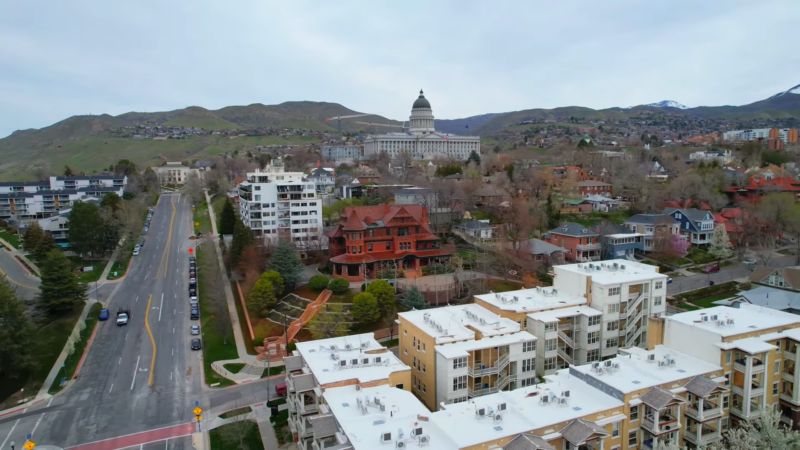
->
339, 360, 347, 367
727, 318, 735, 325
374, 356, 382, 364
562, 390, 570, 398
578, 264, 583, 268
480, 318, 486, 325
497, 402, 507, 411
380, 404, 386, 412
418, 435, 430, 446
362, 358, 370, 365
621, 265, 626, 270
588, 264, 594, 269
355, 384, 361, 391
710, 315, 718, 321
395, 440, 406, 449
559, 397, 569, 406
476, 407, 486, 416
668, 358, 676, 366
514, 296, 519, 301
330, 345, 339, 351
553, 289, 558, 294
613, 263, 618, 269
351, 359, 359, 366
345, 344, 353, 350
539, 396, 549, 405
592, 362, 600, 369
361, 342, 369, 349
381, 432, 392, 442
412, 427, 423, 437
702, 316, 709, 322
658, 361, 667, 368
717, 320, 726, 327
494, 414, 503, 422
375, 397, 381, 405
423, 315, 430, 322
443, 329, 448, 335
605, 360, 612, 367
648, 354, 655, 362
613, 363, 620, 369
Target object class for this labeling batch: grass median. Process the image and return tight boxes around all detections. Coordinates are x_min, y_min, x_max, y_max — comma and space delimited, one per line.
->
197, 243, 237, 387
49, 303, 103, 394
193, 199, 213, 236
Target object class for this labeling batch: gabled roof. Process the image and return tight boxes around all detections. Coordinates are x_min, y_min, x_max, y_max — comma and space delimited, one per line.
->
559, 419, 609, 446
517, 238, 565, 256
504, 434, 557, 450
684, 376, 727, 398
550, 222, 597, 237
663, 207, 714, 223
737, 285, 800, 310
639, 386, 686, 410
625, 214, 678, 225
453, 220, 492, 230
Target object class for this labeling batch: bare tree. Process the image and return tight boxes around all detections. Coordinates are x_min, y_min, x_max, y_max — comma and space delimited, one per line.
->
184, 172, 204, 205
217, 410, 257, 450
200, 245, 232, 344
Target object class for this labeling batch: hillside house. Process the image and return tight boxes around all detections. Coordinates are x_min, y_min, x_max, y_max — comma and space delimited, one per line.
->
662, 208, 715, 246
545, 222, 600, 262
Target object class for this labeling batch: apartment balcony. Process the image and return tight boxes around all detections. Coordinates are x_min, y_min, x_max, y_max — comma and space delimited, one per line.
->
786, 351, 796, 361
576, 243, 601, 251
685, 401, 722, 422
734, 358, 765, 374
731, 402, 763, 419
683, 425, 722, 447
468, 384, 499, 397
557, 347, 574, 365
781, 393, 799, 406
297, 417, 314, 439
558, 330, 576, 348
467, 353, 509, 377
642, 412, 679, 435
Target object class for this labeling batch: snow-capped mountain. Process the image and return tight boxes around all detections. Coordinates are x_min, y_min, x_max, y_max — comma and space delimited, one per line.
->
770, 83, 800, 98
642, 100, 688, 109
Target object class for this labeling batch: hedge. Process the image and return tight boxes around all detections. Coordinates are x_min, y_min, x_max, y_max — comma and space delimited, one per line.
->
674, 281, 740, 302
328, 278, 350, 294
308, 275, 329, 291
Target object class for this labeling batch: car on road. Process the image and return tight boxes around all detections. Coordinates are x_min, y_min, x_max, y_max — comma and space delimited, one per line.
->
133, 245, 141, 256
702, 264, 721, 274
99, 308, 110, 321
190, 309, 199, 320
190, 325, 200, 335
191, 338, 202, 350
743, 258, 758, 265
189, 277, 196, 285
667, 277, 673, 284
275, 383, 287, 396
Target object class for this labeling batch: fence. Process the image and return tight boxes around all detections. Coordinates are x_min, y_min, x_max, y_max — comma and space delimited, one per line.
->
397, 278, 458, 306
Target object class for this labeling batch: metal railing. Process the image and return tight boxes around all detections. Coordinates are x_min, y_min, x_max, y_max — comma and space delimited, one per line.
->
557, 347, 574, 365
467, 354, 509, 377
558, 330, 576, 348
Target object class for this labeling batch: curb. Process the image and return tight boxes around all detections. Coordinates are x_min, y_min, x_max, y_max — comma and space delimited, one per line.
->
236, 281, 256, 340
72, 321, 100, 380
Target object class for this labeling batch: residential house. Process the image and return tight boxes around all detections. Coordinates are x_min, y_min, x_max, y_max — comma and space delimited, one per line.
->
452, 219, 494, 241
724, 175, 800, 204
594, 224, 643, 260
513, 238, 566, 265
474, 185, 505, 206
663, 208, 715, 246
713, 212, 743, 247
560, 198, 593, 213
544, 222, 600, 262
583, 194, 620, 212
624, 214, 681, 253
749, 268, 800, 293
306, 167, 336, 194
689, 149, 735, 165
394, 187, 439, 207
337, 176, 364, 199
576, 180, 613, 197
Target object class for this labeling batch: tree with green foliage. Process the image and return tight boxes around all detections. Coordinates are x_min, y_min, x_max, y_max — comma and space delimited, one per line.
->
248, 274, 277, 312
308, 303, 349, 339
366, 279, 395, 311
327, 278, 350, 294
64, 165, 74, 176
267, 240, 304, 291
33, 233, 57, 263
101, 192, 122, 212
352, 292, 381, 324
467, 150, 481, 167
400, 286, 427, 310
708, 225, 733, 263
22, 222, 45, 253
68, 201, 105, 258
723, 407, 800, 450
544, 193, 561, 230
113, 159, 138, 176
262, 270, 284, 298
38, 250, 87, 314
219, 198, 237, 235
365, 192, 386, 205
230, 219, 254, 268
142, 167, 160, 192
577, 138, 594, 148
505, 164, 515, 182
308, 275, 329, 291
435, 164, 463, 178
0, 279, 39, 380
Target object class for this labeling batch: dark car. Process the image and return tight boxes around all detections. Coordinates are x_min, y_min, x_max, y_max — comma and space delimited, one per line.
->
189, 278, 197, 285
189, 256, 196, 263
99, 308, 110, 321
189, 285, 197, 295
191, 338, 201, 350
190, 309, 199, 320
702, 264, 720, 274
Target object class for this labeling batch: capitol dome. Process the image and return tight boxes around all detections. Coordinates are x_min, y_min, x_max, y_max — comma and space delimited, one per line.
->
412, 90, 431, 110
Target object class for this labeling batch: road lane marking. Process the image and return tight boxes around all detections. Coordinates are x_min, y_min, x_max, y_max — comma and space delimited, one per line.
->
109, 383, 114, 393
125, 332, 128, 341
172, 326, 175, 334
136, 296, 139, 302
172, 348, 174, 356
158, 294, 164, 322
131, 355, 140, 390
145, 274, 148, 280
156, 195, 177, 279
119, 357, 121, 365
47, 398, 53, 407
31, 413, 44, 436
1, 419, 19, 449
145, 294, 157, 385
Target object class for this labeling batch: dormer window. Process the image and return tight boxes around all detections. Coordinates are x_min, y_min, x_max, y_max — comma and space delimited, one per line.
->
582, 230, 587, 234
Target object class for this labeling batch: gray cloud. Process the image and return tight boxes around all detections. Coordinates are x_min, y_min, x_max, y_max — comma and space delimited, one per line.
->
1, 0, 798, 137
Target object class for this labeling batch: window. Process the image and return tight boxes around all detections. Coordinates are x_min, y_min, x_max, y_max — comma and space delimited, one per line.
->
777, 341, 782, 354
421, 363, 426, 373
722, 418, 729, 431
413, 356, 417, 369
723, 394, 729, 409
726, 351, 731, 365
386, 243, 391, 251
773, 381, 779, 396
588, 316, 600, 326
612, 422, 620, 438
628, 430, 638, 447
422, 343, 426, 352
520, 378, 536, 387
655, 281, 663, 289
606, 338, 619, 349
523, 341, 535, 353
630, 405, 639, 421
521, 358, 535, 373
588, 331, 600, 344
403, 329, 407, 336
544, 322, 557, 333
452, 396, 468, 404
368, 244, 372, 251
453, 357, 467, 370
545, 339, 557, 352
654, 296, 662, 306
544, 357, 557, 371
587, 349, 599, 362
776, 360, 781, 374
609, 287, 620, 296
607, 321, 619, 332
608, 303, 619, 314
724, 373, 731, 386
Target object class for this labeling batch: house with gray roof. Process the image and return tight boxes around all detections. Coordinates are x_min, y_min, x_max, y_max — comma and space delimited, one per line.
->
625, 214, 681, 252
662, 208, 715, 246
514, 238, 566, 265
725, 286, 800, 315
544, 222, 600, 262
307, 167, 336, 193
452, 219, 493, 240
749, 267, 800, 293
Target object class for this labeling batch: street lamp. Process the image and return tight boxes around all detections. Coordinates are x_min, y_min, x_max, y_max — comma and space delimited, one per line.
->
9, 441, 14, 450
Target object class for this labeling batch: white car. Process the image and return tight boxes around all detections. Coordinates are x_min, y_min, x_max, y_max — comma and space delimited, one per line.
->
133, 245, 141, 256
743, 258, 757, 265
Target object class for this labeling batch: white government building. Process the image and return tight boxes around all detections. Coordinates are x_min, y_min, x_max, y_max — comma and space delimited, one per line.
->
363, 90, 481, 161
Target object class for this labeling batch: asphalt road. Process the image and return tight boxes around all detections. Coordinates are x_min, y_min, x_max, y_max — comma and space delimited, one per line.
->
0, 245, 40, 299
666, 254, 798, 297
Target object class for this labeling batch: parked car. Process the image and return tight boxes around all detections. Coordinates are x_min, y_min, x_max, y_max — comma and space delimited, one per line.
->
189, 277, 196, 285
275, 383, 288, 396
190, 325, 200, 335
99, 308, 110, 321
743, 258, 758, 265
191, 338, 202, 350
133, 245, 141, 256
190, 309, 199, 320
667, 277, 673, 284
702, 264, 720, 274
189, 256, 196, 263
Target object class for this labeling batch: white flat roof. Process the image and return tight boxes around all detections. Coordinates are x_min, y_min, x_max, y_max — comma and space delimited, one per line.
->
571, 345, 722, 394
556, 259, 667, 285
715, 337, 777, 354
666, 303, 800, 338
435, 331, 537, 359
429, 369, 623, 448
528, 306, 602, 323
398, 304, 520, 344
294, 333, 409, 385
474, 286, 586, 314
324, 384, 458, 450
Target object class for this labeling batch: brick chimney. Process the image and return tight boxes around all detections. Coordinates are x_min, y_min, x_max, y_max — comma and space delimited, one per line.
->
422, 206, 428, 224
384, 203, 390, 215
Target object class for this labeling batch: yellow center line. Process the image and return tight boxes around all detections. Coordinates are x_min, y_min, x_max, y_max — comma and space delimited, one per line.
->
155, 195, 177, 279
145, 293, 157, 385
0, 268, 39, 290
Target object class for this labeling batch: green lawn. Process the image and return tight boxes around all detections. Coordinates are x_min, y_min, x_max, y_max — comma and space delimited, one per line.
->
223, 363, 245, 374
107, 241, 135, 280
272, 409, 291, 445
488, 279, 523, 293
197, 244, 237, 387
69, 257, 105, 283
209, 419, 265, 450
193, 199, 213, 236
0, 307, 82, 409
0, 230, 21, 249
220, 406, 252, 419
211, 195, 227, 231
381, 339, 399, 348
689, 293, 739, 309
49, 303, 102, 394
262, 366, 286, 378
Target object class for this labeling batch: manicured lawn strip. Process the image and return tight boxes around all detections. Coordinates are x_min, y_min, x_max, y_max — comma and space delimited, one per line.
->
272, 409, 291, 445
68, 257, 105, 283
691, 293, 739, 309
193, 198, 213, 236
211, 195, 226, 231
223, 363, 246, 374
261, 366, 286, 378
488, 279, 523, 292
49, 303, 103, 394
381, 338, 399, 348
209, 420, 264, 450
108, 241, 135, 280
0, 230, 21, 249
220, 406, 251, 419
231, 281, 256, 355
197, 244, 237, 387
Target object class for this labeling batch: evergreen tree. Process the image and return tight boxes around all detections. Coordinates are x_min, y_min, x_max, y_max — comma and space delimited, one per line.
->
67, 201, 105, 258
230, 218, 254, 267
352, 292, 381, 324
400, 286, 427, 310
248, 275, 276, 312
467, 150, 481, 167
708, 226, 733, 263
505, 164, 515, 181
33, 233, 57, 263
268, 240, 304, 291
262, 270, 285, 297
38, 250, 88, 314
113, 159, 137, 176
64, 165, 74, 176
22, 223, 46, 253
308, 304, 349, 339
219, 199, 237, 235
366, 279, 395, 312
100, 192, 123, 212
545, 193, 561, 229
0, 279, 39, 380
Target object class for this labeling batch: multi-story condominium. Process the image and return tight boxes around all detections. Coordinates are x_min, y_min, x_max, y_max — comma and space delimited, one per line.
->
397, 304, 537, 409
662, 208, 715, 246
326, 204, 451, 281
526, 305, 603, 375
656, 303, 800, 429
321, 145, 362, 161
722, 127, 798, 145
282, 333, 410, 450
237, 159, 324, 250
0, 175, 127, 221
624, 214, 681, 253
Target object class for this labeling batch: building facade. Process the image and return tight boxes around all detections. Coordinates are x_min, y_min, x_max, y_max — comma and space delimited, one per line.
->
722, 127, 798, 145
0, 175, 127, 221
663, 207, 715, 246
363, 90, 481, 161
151, 162, 201, 185
306, 167, 335, 194
545, 222, 600, 262
237, 159, 324, 250
625, 214, 681, 252
326, 204, 451, 281
321, 145, 362, 161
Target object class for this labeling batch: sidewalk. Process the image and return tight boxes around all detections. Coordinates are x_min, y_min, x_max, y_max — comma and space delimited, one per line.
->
0, 236, 41, 275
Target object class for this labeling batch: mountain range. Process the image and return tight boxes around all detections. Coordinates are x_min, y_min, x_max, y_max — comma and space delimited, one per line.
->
0, 84, 798, 180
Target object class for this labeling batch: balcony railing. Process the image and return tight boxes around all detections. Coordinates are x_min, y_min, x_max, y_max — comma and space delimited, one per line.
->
557, 347, 574, 365
685, 401, 722, 421
734, 358, 765, 373
467, 353, 509, 377
684, 426, 721, 446
558, 330, 576, 348
642, 413, 679, 435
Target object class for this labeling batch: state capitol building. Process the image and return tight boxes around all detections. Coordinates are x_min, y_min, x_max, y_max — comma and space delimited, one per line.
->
363, 90, 481, 161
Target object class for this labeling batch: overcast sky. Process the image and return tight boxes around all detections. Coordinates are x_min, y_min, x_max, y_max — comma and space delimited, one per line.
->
1, 0, 798, 138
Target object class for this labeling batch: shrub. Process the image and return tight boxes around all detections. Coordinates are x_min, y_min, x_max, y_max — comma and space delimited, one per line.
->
328, 278, 350, 294
286, 342, 297, 352
259, 309, 269, 318
308, 275, 329, 291
252, 337, 265, 347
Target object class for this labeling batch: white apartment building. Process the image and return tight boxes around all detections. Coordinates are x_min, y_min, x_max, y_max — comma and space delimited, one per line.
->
723, 128, 796, 144
475, 260, 668, 375
282, 333, 410, 450
0, 175, 127, 221
237, 158, 325, 250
